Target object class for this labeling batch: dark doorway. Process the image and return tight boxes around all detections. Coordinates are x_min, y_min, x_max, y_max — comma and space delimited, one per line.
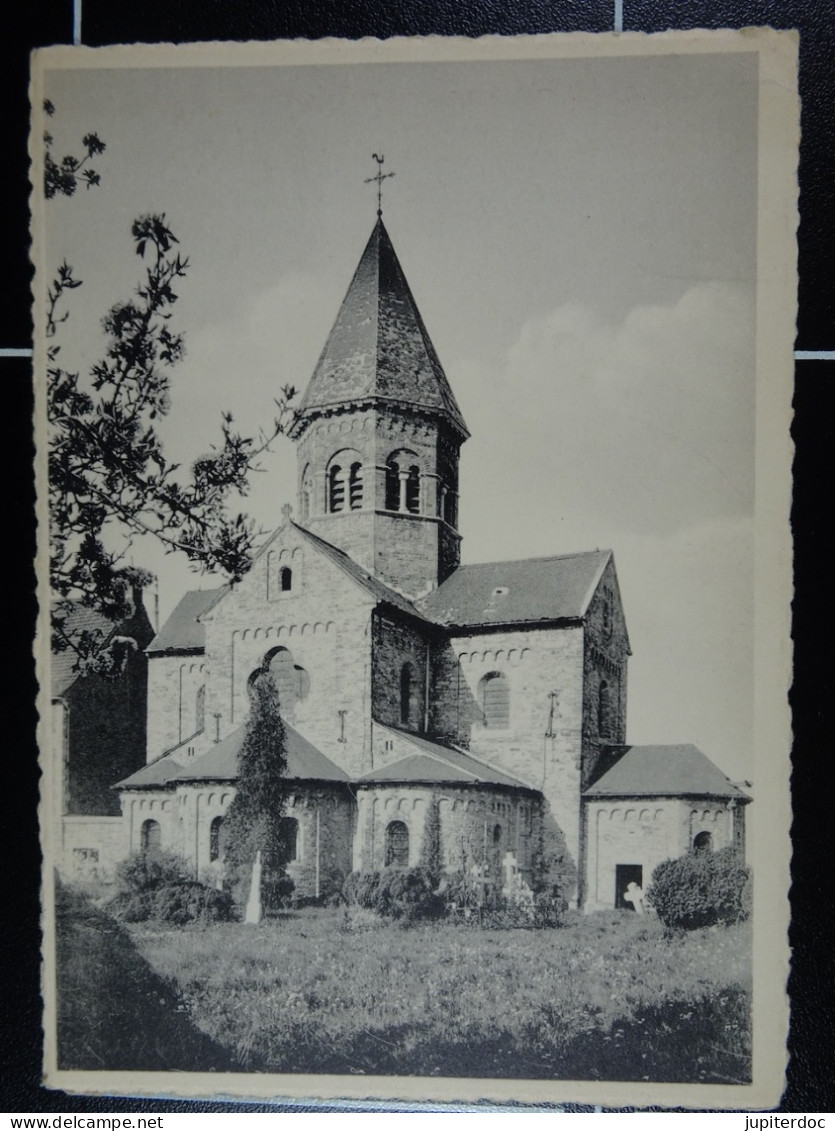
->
615, 863, 643, 910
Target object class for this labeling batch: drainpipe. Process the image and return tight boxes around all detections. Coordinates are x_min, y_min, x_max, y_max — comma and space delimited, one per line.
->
423, 646, 430, 733
315, 805, 321, 900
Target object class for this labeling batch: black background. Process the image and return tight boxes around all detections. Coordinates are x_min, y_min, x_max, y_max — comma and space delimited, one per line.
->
3, 0, 832, 1114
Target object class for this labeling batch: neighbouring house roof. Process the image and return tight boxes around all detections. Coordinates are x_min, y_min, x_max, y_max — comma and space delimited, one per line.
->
51, 604, 117, 697
417, 550, 612, 629
583, 744, 750, 801
360, 725, 531, 790
165, 721, 350, 785
289, 218, 468, 440
52, 593, 155, 697
146, 588, 224, 655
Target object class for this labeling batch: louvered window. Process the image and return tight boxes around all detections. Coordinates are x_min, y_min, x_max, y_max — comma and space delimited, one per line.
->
405, 466, 420, 513
349, 462, 363, 509
328, 465, 345, 512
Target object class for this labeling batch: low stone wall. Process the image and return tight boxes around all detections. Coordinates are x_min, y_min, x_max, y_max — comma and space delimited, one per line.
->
60, 816, 127, 883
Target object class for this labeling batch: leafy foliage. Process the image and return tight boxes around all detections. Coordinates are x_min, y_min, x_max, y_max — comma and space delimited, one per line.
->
645, 846, 751, 930
418, 798, 442, 882
43, 100, 106, 199
114, 848, 191, 893
108, 850, 233, 924
221, 669, 290, 915
47, 212, 296, 666
344, 868, 446, 922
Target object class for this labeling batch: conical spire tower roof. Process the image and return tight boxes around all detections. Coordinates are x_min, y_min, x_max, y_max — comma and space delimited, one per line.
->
291, 219, 469, 438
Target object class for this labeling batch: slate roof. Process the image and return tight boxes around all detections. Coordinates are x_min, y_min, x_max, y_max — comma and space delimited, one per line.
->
146, 588, 224, 655
417, 550, 611, 629
166, 722, 349, 785
290, 219, 468, 438
51, 604, 117, 697
584, 744, 749, 800
360, 725, 531, 789
114, 748, 188, 790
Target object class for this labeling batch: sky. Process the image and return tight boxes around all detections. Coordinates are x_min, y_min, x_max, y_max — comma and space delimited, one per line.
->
41, 45, 760, 782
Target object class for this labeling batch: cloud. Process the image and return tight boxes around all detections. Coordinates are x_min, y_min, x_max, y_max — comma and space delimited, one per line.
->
456, 281, 755, 550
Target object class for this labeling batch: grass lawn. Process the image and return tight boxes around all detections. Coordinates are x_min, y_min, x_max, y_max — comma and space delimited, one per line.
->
112, 906, 752, 1083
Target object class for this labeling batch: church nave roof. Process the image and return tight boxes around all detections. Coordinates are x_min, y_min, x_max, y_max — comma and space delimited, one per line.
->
417, 549, 612, 629
360, 725, 532, 790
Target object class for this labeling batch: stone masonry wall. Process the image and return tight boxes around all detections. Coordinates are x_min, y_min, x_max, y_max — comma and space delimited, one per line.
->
371, 612, 431, 732
145, 655, 207, 761
354, 784, 539, 882
429, 624, 586, 875
200, 524, 375, 779
298, 407, 461, 598
60, 816, 127, 883
121, 789, 179, 857
582, 797, 736, 910
581, 557, 630, 788
173, 782, 354, 899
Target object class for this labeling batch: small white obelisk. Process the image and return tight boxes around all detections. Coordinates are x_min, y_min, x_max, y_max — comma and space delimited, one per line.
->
244, 850, 263, 924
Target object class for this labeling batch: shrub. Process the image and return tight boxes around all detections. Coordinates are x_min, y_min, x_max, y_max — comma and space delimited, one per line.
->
646, 846, 751, 930
114, 849, 191, 895
344, 868, 445, 922
150, 881, 235, 925
108, 850, 234, 925
290, 863, 344, 906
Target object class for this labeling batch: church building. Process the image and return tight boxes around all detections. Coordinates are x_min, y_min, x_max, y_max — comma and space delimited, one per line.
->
113, 214, 748, 911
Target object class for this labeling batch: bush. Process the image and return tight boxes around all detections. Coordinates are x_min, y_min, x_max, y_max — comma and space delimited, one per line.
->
646, 847, 750, 930
114, 849, 190, 895
344, 868, 445, 922
108, 850, 235, 925
150, 881, 235, 925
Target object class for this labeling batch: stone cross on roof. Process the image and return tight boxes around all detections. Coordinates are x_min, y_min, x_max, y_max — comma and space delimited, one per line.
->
364, 153, 395, 217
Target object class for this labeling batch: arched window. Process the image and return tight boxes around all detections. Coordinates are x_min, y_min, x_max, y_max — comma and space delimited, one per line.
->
693, 830, 713, 852
443, 488, 457, 527
385, 820, 409, 868
598, 681, 609, 735
400, 663, 414, 726
349, 462, 363, 510
280, 566, 292, 592
328, 464, 345, 513
251, 646, 310, 720
299, 464, 312, 521
479, 671, 509, 729
195, 684, 206, 732
280, 816, 299, 863
140, 819, 161, 854
209, 815, 224, 862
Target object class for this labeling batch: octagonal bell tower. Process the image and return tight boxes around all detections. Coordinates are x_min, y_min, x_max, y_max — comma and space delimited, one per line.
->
288, 216, 469, 599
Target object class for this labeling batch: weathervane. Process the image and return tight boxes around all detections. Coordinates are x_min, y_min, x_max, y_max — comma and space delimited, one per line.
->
365, 153, 395, 217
